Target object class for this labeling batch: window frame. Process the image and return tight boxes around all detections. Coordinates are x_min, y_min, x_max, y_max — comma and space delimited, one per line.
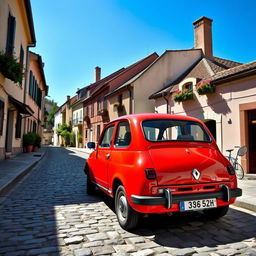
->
98, 125, 115, 149
141, 119, 212, 143
114, 121, 132, 148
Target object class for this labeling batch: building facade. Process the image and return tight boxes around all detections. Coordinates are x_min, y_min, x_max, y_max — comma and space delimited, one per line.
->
0, 0, 36, 159
24, 51, 47, 136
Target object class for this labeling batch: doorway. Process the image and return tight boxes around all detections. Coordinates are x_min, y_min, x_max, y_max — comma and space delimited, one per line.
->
204, 119, 216, 140
248, 110, 256, 173
5, 110, 14, 152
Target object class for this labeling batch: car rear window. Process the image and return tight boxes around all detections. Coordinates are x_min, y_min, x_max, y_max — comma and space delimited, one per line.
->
142, 119, 211, 142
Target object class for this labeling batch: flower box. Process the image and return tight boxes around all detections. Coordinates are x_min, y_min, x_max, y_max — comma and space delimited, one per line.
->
173, 90, 194, 103
196, 80, 215, 95
0, 53, 24, 84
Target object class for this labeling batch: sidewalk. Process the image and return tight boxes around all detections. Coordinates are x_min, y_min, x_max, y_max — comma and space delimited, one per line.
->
0, 147, 47, 197
0, 147, 255, 213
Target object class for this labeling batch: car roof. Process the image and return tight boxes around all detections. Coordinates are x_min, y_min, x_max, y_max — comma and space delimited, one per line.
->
111, 113, 202, 123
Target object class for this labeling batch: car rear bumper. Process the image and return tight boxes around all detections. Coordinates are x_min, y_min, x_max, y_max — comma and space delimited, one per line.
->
131, 185, 242, 209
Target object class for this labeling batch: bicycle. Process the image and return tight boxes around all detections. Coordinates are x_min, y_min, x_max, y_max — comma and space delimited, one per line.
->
226, 146, 247, 180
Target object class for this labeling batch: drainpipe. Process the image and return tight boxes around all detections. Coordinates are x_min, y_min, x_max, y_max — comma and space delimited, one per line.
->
162, 92, 170, 114
128, 87, 133, 114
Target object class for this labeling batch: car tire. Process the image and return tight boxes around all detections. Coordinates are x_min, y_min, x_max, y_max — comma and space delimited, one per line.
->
86, 173, 96, 195
203, 205, 229, 219
115, 185, 139, 230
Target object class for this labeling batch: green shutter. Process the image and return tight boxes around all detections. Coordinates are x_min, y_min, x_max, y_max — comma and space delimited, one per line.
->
6, 13, 16, 55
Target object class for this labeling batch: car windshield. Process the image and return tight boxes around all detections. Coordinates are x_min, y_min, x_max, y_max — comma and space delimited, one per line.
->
142, 119, 211, 142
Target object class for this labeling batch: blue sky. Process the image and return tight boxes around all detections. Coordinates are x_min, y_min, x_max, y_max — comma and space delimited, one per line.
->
31, 0, 256, 105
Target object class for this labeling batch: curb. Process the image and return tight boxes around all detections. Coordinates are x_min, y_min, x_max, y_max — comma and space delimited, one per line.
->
233, 200, 256, 212
0, 149, 47, 197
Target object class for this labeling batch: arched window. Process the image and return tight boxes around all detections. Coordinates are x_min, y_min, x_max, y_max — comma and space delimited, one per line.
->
183, 82, 193, 91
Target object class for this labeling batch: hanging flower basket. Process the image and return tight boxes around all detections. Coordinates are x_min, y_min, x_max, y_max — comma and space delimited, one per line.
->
0, 53, 24, 84
196, 79, 215, 95
173, 90, 194, 103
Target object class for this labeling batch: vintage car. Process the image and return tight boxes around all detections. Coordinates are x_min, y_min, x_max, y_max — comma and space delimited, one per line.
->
84, 114, 242, 230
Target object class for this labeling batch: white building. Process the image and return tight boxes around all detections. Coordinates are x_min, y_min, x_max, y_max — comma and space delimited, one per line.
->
53, 109, 62, 146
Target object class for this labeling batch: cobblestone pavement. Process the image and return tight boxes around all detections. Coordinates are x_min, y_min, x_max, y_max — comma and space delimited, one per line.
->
0, 147, 256, 256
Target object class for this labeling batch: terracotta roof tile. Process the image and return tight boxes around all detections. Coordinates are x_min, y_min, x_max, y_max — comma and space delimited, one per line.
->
212, 61, 256, 81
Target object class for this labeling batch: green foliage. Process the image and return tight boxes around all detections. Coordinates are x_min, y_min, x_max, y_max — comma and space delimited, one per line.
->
70, 132, 76, 147
56, 123, 71, 135
0, 52, 24, 83
78, 133, 83, 144
23, 132, 36, 146
173, 90, 194, 103
34, 134, 41, 147
62, 130, 70, 146
196, 80, 215, 95
45, 100, 58, 128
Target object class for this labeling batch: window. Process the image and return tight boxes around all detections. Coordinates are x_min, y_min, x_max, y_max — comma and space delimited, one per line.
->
85, 129, 88, 139
99, 125, 114, 148
183, 82, 193, 91
114, 121, 131, 147
15, 112, 22, 138
91, 103, 94, 117
6, 13, 16, 55
97, 125, 101, 141
118, 94, 123, 105
19, 45, 24, 65
142, 119, 211, 142
33, 121, 37, 133
0, 100, 4, 136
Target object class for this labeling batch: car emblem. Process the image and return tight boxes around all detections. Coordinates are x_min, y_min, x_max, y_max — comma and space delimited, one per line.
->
192, 169, 200, 180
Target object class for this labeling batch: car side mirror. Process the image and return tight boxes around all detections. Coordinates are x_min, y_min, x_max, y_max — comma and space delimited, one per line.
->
87, 142, 96, 149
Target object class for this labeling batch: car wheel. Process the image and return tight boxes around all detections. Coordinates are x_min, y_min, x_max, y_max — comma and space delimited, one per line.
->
86, 174, 96, 195
203, 205, 229, 219
115, 185, 139, 230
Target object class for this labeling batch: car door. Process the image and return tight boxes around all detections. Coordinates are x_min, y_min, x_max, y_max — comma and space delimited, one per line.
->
94, 124, 115, 191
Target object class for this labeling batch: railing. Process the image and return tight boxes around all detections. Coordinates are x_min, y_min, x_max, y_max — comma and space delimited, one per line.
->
72, 118, 83, 125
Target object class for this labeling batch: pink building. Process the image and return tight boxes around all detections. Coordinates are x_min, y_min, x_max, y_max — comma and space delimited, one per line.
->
151, 17, 256, 174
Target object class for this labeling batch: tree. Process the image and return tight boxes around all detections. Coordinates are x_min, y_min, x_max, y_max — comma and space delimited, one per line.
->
44, 98, 58, 129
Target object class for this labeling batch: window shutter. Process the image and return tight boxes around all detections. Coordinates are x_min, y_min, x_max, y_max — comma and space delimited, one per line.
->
0, 100, 4, 136
29, 71, 33, 96
19, 45, 24, 64
6, 13, 16, 55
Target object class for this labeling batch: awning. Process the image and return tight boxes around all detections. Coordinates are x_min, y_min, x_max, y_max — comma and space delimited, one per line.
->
9, 96, 34, 115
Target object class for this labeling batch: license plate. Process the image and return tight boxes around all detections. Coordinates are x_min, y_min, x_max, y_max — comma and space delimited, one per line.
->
180, 198, 217, 211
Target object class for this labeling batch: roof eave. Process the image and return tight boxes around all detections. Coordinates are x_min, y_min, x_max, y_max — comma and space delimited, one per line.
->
213, 69, 256, 85
24, 0, 36, 45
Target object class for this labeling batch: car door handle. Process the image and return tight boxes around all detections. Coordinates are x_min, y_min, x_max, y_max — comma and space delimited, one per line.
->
105, 153, 110, 159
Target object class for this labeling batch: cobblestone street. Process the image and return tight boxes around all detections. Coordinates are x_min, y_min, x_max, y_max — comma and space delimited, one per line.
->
0, 147, 256, 256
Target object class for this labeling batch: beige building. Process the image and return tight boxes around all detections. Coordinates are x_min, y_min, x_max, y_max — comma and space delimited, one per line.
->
71, 99, 83, 147
25, 51, 48, 136
150, 17, 256, 174
106, 49, 202, 120
0, 0, 36, 159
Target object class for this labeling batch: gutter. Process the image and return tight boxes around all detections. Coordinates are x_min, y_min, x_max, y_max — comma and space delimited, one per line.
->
162, 92, 169, 114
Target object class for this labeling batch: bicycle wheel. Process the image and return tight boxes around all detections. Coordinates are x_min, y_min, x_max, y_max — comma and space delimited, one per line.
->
225, 156, 236, 166
234, 162, 244, 180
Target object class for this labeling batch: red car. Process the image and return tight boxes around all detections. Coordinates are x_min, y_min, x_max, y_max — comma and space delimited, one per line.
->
85, 114, 242, 230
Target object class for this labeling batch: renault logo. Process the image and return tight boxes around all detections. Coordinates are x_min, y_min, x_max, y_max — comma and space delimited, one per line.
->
192, 169, 200, 180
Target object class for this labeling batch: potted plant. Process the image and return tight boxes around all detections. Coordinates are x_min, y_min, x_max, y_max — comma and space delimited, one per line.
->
196, 80, 215, 95
78, 133, 83, 148
33, 134, 41, 151
173, 90, 194, 103
23, 132, 36, 153
0, 52, 24, 83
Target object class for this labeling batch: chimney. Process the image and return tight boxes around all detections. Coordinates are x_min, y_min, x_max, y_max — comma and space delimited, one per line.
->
67, 95, 70, 102
193, 17, 213, 58
95, 66, 101, 82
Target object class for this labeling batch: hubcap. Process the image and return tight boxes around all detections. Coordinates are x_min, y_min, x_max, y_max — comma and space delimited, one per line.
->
117, 194, 127, 222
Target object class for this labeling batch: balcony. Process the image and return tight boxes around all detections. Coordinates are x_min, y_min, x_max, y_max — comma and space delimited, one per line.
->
98, 108, 108, 116
72, 118, 83, 126
84, 115, 90, 125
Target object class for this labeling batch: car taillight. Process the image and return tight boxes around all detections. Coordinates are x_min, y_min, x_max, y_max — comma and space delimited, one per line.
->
227, 165, 235, 175
145, 168, 156, 180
